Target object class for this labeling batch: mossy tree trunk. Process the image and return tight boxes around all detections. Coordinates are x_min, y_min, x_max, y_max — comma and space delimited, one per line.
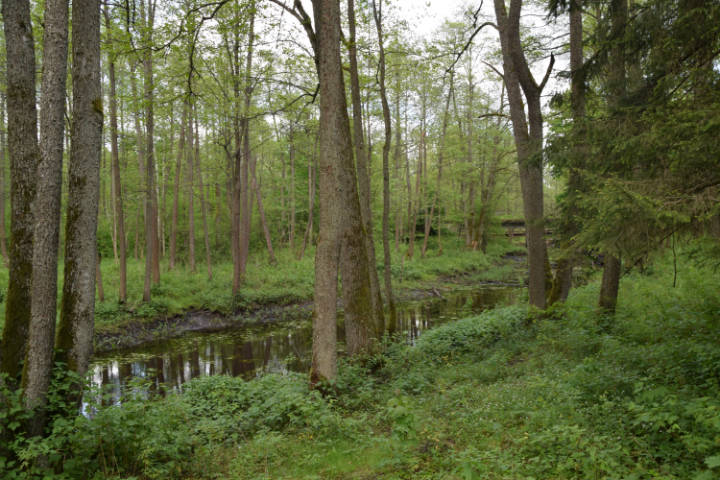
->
22, 0, 69, 436
170, 101, 187, 271
348, 0, 385, 339
55, 0, 102, 405
0, 97, 8, 264
104, 2, 127, 302
0, 0, 40, 387
372, 0, 397, 332
187, 100, 196, 273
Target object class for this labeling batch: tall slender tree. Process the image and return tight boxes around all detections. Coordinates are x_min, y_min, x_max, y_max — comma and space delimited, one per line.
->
348, 0, 385, 336
0, 0, 41, 385
0, 97, 8, 264
55, 0, 102, 403
493, 0, 554, 309
598, 0, 628, 314
22, 0, 69, 434
372, 0, 397, 330
104, 2, 127, 302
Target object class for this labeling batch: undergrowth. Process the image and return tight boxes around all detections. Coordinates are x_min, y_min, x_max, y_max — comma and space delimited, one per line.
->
3, 244, 717, 479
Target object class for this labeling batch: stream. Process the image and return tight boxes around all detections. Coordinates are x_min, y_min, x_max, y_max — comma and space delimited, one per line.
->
87, 286, 520, 406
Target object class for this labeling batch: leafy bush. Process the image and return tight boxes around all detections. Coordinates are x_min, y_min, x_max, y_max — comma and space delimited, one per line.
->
183, 373, 339, 440
412, 305, 527, 361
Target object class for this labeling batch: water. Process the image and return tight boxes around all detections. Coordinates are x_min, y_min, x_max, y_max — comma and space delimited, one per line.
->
88, 286, 519, 405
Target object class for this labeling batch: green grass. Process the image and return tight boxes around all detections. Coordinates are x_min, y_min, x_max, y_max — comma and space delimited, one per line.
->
4, 243, 718, 479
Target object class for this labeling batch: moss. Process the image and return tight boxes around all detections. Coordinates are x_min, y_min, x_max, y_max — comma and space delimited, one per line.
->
92, 97, 103, 115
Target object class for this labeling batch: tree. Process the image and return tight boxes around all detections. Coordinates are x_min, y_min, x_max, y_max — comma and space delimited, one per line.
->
22, 0, 69, 435
372, 0, 397, 330
0, 0, 40, 386
0, 97, 8, 265
493, 0, 554, 309
55, 0, 102, 404
548, 0, 586, 305
104, 2, 127, 302
348, 0, 385, 337
141, 0, 160, 301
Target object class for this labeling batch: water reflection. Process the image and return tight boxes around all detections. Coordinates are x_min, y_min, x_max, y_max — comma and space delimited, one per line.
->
89, 287, 517, 405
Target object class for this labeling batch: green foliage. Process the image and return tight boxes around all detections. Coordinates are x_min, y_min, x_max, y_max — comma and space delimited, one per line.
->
3, 247, 719, 479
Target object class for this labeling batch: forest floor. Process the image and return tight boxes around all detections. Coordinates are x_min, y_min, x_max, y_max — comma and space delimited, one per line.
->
6, 241, 718, 479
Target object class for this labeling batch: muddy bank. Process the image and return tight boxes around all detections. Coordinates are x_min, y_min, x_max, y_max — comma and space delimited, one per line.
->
94, 301, 313, 353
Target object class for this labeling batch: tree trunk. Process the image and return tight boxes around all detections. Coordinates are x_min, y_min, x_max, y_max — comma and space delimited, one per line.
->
598, 0, 628, 314
404, 117, 413, 258
250, 156, 277, 264
0, 97, 8, 264
239, 3, 255, 281
0, 0, 40, 386
549, 0, 585, 305
299, 136, 318, 260
169, 101, 187, 270
142, 0, 160, 300
229, 17, 242, 294
493, 0, 551, 309
309, 0, 359, 381
55, 0, 102, 405
96, 251, 105, 302
421, 73, 452, 258
407, 135, 422, 259
22, 0, 68, 432
393, 75, 403, 252
349, 0, 384, 337
289, 134, 296, 250
104, 3, 127, 302
193, 107, 212, 279
187, 101, 196, 273
372, 0, 397, 332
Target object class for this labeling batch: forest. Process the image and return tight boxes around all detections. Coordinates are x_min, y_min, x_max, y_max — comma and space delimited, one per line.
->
0, 0, 719, 478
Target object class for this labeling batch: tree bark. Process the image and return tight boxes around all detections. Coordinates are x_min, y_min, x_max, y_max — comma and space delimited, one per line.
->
141, 0, 160, 301
228, 14, 242, 294
22, 0, 69, 432
104, 3, 127, 302
309, 0, 364, 381
0, 98, 9, 265
550, 0, 585, 305
493, 0, 551, 309
0, 0, 40, 385
299, 136, 318, 260
55, 0, 102, 404
170, 101, 187, 270
598, 0, 627, 314
372, 0, 397, 332
250, 156, 277, 264
421, 73, 452, 258
96, 251, 105, 302
239, 2, 255, 281
348, 0, 385, 337
289, 133, 296, 250
193, 107, 212, 279
393, 77, 403, 252
187, 101, 196, 273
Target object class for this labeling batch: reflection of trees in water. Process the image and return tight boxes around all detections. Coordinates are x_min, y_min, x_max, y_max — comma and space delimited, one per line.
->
89, 288, 517, 400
